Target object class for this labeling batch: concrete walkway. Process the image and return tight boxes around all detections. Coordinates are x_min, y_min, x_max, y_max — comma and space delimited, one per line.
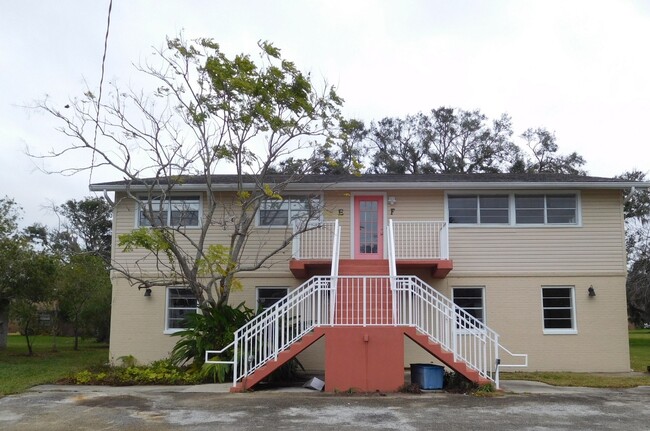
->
1, 383, 649, 430
27, 379, 650, 395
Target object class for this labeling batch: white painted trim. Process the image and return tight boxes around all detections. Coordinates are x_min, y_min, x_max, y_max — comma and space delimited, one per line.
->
350, 192, 388, 259
135, 194, 203, 229
452, 285, 486, 326
164, 287, 199, 334
444, 190, 582, 228
256, 286, 289, 309
255, 192, 324, 229
541, 286, 577, 335
91, 180, 650, 192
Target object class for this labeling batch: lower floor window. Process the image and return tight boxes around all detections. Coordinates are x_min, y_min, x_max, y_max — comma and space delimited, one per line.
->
166, 288, 198, 332
542, 286, 576, 334
257, 287, 288, 310
453, 287, 485, 329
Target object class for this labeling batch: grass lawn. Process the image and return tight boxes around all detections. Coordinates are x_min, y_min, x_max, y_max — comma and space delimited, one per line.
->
0, 335, 108, 397
502, 329, 650, 388
629, 329, 650, 372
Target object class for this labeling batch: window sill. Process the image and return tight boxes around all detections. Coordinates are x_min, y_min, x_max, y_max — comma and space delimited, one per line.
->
449, 223, 580, 228
543, 329, 577, 335
164, 329, 184, 335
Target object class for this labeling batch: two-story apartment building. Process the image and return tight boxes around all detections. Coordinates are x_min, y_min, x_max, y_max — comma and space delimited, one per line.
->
91, 173, 641, 391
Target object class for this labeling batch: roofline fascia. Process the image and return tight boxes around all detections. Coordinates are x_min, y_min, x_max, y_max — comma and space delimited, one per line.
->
90, 180, 650, 193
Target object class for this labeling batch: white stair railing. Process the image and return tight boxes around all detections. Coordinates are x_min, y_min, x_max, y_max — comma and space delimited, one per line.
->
205, 276, 336, 387
386, 221, 526, 387
391, 276, 527, 387
207, 275, 527, 389
206, 219, 525, 389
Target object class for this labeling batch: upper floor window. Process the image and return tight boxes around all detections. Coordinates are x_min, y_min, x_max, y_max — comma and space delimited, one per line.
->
139, 196, 200, 228
515, 194, 577, 225
448, 195, 509, 224
447, 192, 578, 226
258, 196, 320, 227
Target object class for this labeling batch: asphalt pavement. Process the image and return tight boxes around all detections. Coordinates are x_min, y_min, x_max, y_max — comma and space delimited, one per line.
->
1, 382, 649, 430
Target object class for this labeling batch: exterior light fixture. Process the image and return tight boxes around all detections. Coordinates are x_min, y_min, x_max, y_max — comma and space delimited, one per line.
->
144, 288, 152, 297
388, 196, 397, 205
588, 286, 596, 297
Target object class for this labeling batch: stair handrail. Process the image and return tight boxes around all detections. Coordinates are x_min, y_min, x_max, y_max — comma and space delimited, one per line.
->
206, 276, 335, 387
393, 276, 527, 388
207, 272, 527, 389
386, 220, 398, 323
330, 219, 341, 277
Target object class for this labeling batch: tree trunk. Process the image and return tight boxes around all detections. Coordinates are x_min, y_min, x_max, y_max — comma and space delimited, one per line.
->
0, 302, 9, 350
24, 322, 33, 356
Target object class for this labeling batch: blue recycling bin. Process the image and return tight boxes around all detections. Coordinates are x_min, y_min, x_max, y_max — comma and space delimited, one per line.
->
410, 363, 444, 389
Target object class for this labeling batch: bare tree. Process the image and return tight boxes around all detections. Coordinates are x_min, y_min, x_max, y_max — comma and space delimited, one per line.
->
33, 37, 343, 309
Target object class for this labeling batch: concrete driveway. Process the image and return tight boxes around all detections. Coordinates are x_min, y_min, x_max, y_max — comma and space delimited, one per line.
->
1, 383, 649, 430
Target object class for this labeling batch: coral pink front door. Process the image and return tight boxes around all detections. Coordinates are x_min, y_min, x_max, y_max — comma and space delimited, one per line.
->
354, 195, 384, 259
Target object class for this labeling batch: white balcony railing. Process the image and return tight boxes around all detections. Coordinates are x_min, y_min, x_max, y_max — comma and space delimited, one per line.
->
390, 220, 449, 260
292, 220, 337, 260
293, 220, 449, 261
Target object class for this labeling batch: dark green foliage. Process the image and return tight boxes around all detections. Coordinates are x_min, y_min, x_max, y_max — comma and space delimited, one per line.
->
8, 250, 59, 355
443, 371, 478, 393
58, 197, 112, 264
516, 127, 586, 174
57, 254, 112, 347
619, 171, 650, 325
70, 359, 202, 386
170, 302, 255, 375
368, 108, 518, 174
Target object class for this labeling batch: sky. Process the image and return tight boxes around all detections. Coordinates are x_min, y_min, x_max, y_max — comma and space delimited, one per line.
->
1, 0, 650, 227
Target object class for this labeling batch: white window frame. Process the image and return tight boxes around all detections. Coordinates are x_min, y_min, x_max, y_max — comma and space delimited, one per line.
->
452, 286, 486, 331
541, 286, 577, 335
136, 195, 202, 228
164, 287, 199, 334
256, 194, 323, 228
447, 194, 510, 225
256, 287, 289, 310
445, 191, 581, 227
514, 193, 579, 226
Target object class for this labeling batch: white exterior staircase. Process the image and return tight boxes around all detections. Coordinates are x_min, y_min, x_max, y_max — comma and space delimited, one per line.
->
206, 219, 527, 391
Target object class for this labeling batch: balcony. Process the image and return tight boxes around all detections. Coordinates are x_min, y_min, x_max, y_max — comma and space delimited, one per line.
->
290, 220, 453, 279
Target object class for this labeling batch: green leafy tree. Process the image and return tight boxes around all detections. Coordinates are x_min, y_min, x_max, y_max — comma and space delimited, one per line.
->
513, 127, 587, 175
57, 254, 111, 349
8, 250, 59, 355
618, 170, 650, 325
369, 114, 432, 174
36, 37, 343, 310
368, 108, 517, 174
273, 118, 366, 175
58, 197, 112, 264
0, 197, 25, 349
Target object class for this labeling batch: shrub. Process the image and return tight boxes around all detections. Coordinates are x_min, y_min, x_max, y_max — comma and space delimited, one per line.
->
170, 302, 255, 379
70, 359, 203, 386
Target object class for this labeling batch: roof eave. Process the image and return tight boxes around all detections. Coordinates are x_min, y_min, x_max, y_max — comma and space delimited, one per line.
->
90, 180, 650, 192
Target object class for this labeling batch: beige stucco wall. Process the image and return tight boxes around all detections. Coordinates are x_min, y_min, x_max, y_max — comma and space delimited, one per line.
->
402, 274, 630, 372
108, 187, 631, 372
